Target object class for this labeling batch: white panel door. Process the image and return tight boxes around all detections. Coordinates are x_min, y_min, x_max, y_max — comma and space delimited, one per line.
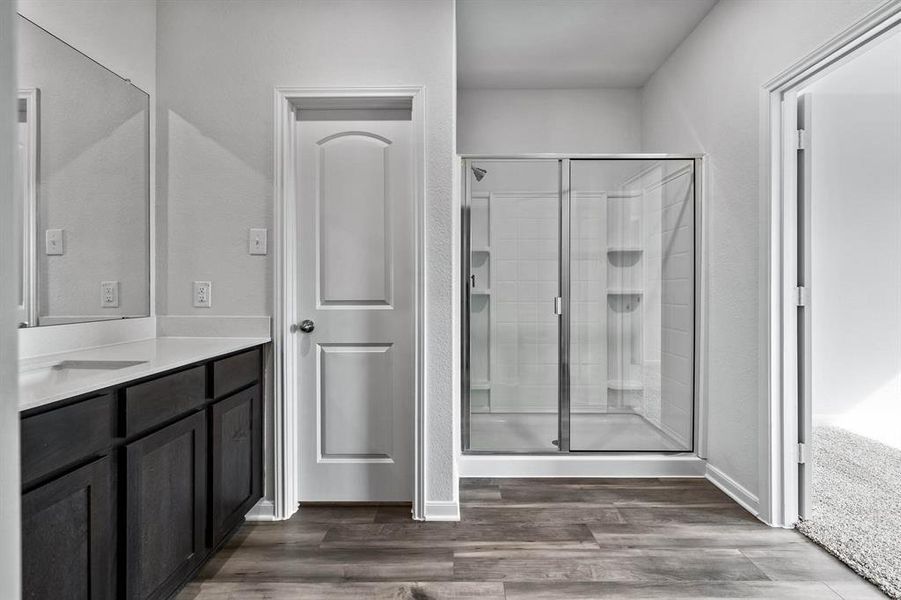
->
297, 118, 413, 502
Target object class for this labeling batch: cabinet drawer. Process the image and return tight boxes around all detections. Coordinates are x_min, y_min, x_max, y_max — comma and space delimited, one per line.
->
124, 366, 206, 437
21, 394, 114, 488
212, 348, 260, 399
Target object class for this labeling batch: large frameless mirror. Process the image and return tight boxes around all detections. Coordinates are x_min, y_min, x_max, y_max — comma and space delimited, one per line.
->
16, 15, 150, 327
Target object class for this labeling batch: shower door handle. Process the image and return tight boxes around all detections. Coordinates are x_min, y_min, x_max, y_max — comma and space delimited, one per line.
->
554, 297, 563, 315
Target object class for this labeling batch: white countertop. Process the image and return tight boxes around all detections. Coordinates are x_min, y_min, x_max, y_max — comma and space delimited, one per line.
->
18, 336, 270, 412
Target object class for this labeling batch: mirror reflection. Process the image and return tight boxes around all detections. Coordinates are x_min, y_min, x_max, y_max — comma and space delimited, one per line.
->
16, 15, 150, 327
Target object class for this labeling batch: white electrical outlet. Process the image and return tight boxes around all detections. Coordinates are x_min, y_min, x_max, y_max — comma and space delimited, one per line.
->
193, 281, 212, 308
46, 229, 64, 255
101, 281, 119, 308
249, 228, 268, 255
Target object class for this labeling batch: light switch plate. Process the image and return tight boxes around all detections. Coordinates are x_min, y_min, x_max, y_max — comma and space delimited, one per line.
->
101, 281, 119, 308
249, 228, 268, 255
46, 229, 64, 255
193, 281, 212, 308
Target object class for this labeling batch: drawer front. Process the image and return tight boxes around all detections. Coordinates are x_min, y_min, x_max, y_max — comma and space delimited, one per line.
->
125, 366, 206, 437
21, 394, 114, 488
212, 348, 260, 399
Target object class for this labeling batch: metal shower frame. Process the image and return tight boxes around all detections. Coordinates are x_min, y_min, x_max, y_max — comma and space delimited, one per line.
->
460, 153, 706, 455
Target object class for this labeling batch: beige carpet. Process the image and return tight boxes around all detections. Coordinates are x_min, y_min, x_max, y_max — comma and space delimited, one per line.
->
798, 426, 901, 598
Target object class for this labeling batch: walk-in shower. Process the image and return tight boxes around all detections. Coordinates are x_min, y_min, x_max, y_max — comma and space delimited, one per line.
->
462, 155, 701, 454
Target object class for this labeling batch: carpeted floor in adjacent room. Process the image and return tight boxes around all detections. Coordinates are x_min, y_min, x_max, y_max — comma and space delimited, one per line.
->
798, 426, 901, 599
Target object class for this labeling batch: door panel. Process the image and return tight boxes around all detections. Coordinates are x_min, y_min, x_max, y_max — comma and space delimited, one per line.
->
318, 133, 392, 306
298, 116, 413, 502
568, 159, 695, 452
464, 160, 562, 452
22, 456, 112, 600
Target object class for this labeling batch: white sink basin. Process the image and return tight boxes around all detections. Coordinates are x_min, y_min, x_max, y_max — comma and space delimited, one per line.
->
19, 360, 148, 387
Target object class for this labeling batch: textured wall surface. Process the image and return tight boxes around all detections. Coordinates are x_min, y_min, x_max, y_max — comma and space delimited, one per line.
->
641, 0, 882, 499
458, 87, 641, 154
156, 0, 457, 503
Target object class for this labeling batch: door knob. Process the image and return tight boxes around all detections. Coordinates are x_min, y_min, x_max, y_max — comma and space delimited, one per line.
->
291, 319, 315, 333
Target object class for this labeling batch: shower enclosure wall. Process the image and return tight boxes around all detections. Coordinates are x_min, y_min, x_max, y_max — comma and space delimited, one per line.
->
462, 155, 700, 454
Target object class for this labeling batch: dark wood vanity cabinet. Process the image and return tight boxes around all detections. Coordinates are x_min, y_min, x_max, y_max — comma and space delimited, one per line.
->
20, 345, 265, 600
125, 411, 208, 600
22, 456, 113, 600
210, 385, 262, 545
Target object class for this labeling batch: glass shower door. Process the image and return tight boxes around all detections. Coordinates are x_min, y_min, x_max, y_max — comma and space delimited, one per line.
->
568, 159, 695, 451
464, 160, 562, 452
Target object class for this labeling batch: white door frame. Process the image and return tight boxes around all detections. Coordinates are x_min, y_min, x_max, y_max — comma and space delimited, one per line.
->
760, 1, 901, 528
272, 86, 427, 520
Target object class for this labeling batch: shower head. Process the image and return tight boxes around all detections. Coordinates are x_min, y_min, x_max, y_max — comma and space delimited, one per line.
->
471, 166, 487, 182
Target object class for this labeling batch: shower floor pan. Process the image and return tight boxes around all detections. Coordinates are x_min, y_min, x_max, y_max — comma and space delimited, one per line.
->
468, 411, 687, 453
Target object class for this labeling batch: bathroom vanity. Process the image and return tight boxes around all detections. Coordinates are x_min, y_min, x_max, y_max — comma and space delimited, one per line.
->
19, 339, 267, 600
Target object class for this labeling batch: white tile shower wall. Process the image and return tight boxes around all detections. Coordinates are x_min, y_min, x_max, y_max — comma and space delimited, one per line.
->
490, 193, 560, 413
659, 166, 694, 446
571, 192, 607, 412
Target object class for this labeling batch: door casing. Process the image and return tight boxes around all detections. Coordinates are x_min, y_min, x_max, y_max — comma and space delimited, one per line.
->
762, 2, 901, 528
273, 87, 426, 520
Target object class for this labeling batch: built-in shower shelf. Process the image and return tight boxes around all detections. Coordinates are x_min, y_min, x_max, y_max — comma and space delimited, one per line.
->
471, 382, 491, 391
471, 289, 491, 296
608, 380, 644, 391
607, 289, 643, 295
607, 247, 643, 254
472, 247, 490, 253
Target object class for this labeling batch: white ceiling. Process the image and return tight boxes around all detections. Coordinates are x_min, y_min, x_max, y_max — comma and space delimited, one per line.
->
457, 0, 718, 89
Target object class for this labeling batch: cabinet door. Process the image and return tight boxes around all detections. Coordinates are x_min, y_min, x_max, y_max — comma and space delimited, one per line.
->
22, 456, 112, 600
210, 385, 262, 545
125, 411, 207, 600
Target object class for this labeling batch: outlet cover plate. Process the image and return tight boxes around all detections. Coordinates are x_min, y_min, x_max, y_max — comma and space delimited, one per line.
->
193, 281, 212, 308
100, 281, 119, 308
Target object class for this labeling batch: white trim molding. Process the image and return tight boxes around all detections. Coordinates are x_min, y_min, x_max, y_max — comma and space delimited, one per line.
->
760, 1, 901, 528
273, 86, 427, 521
245, 499, 277, 522
706, 464, 759, 517
424, 500, 461, 522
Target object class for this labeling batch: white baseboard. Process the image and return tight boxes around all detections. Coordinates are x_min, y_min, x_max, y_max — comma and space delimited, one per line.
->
245, 499, 278, 522
424, 500, 460, 521
458, 453, 706, 478
157, 315, 271, 338
706, 463, 759, 516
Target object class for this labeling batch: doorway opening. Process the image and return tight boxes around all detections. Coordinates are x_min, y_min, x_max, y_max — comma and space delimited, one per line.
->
767, 5, 901, 595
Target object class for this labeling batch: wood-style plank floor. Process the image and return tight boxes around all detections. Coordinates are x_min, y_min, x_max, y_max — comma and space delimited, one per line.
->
178, 478, 885, 599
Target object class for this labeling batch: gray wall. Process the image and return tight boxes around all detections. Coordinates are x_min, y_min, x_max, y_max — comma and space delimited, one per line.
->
458, 87, 641, 154
156, 0, 457, 503
641, 0, 883, 504
0, 1, 22, 596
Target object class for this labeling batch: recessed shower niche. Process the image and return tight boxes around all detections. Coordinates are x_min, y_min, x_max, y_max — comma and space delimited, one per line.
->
462, 156, 698, 454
